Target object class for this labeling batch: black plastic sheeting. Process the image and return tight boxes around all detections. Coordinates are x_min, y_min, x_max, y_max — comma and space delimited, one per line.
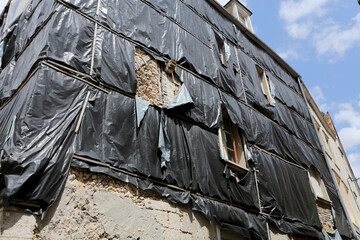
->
252, 147, 321, 227
75, 90, 259, 210
327, 187, 353, 239
0, 66, 88, 213
0, 5, 94, 106
0, 0, 350, 238
267, 217, 324, 239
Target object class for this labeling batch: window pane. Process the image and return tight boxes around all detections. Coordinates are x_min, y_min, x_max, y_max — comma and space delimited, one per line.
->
227, 149, 236, 162
225, 132, 234, 149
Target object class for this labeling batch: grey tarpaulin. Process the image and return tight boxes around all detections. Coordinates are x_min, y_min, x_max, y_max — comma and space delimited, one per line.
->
158, 118, 171, 168
0, 0, 347, 238
167, 84, 194, 110
135, 98, 151, 127
322, 229, 342, 240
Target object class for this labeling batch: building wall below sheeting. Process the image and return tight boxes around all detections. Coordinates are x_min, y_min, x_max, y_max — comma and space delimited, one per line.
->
316, 201, 335, 232
269, 227, 291, 240
1, 167, 218, 240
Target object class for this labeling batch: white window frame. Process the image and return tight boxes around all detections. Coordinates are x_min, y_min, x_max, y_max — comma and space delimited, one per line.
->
308, 167, 330, 202
219, 116, 248, 172
256, 66, 274, 104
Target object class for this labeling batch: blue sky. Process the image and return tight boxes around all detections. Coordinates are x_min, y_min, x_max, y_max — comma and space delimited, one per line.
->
0, 0, 359, 179
218, 0, 360, 180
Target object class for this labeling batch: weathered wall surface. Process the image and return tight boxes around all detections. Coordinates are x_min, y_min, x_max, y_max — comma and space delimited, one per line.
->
316, 201, 335, 233
1, 167, 217, 240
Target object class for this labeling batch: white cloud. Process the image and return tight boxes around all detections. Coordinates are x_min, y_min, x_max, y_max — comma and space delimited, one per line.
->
279, 0, 330, 39
279, 0, 360, 61
334, 103, 360, 150
310, 85, 325, 102
338, 127, 360, 150
279, 0, 329, 23
278, 48, 299, 60
348, 153, 360, 179
285, 22, 312, 39
313, 13, 360, 58
334, 103, 360, 128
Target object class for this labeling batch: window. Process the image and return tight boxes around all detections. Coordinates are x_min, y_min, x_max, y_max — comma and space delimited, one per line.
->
215, 33, 228, 67
219, 115, 247, 171
322, 130, 333, 157
308, 166, 330, 202
216, 226, 248, 240
338, 147, 344, 158
256, 66, 274, 104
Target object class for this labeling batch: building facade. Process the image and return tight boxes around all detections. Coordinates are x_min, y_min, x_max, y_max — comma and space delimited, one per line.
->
304, 85, 360, 238
0, 0, 358, 239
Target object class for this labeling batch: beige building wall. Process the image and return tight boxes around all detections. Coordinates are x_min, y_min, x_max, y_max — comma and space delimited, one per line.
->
306, 88, 360, 235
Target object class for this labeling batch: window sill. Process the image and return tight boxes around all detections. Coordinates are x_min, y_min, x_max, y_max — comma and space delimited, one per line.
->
316, 196, 332, 206
225, 159, 248, 174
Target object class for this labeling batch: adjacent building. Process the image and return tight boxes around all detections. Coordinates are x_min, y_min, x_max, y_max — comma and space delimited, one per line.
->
0, 0, 359, 239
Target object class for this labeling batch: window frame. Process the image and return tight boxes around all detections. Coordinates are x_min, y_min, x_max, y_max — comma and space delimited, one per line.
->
214, 33, 228, 67
218, 115, 248, 173
256, 66, 274, 104
308, 166, 331, 203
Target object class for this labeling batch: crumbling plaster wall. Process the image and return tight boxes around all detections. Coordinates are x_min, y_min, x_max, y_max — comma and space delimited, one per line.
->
135, 48, 180, 107
316, 201, 335, 233
1, 167, 217, 240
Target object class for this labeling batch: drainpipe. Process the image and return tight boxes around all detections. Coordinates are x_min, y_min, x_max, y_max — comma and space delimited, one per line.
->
297, 77, 359, 240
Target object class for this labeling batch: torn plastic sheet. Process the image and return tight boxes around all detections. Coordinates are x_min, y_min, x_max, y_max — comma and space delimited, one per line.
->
327, 186, 353, 239
268, 78, 276, 106
167, 84, 194, 110
158, 119, 171, 169
136, 98, 151, 127
252, 147, 322, 227
0, 66, 89, 214
75, 91, 163, 179
322, 229, 342, 240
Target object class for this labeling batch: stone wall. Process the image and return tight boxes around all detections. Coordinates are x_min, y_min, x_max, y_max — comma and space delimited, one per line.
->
135, 48, 180, 108
316, 200, 335, 233
1, 167, 217, 240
